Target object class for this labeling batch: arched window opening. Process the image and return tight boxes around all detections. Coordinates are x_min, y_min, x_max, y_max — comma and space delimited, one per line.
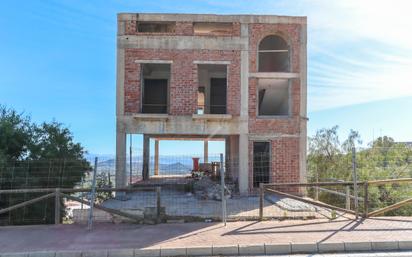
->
258, 35, 290, 72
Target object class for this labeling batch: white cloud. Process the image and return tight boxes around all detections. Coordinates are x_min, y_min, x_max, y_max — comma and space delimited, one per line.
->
265, 0, 412, 111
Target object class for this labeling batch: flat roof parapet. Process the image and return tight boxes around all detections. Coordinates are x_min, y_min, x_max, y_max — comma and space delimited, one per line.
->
117, 13, 307, 24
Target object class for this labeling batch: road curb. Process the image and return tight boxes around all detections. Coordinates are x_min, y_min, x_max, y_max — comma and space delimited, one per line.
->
3, 240, 412, 257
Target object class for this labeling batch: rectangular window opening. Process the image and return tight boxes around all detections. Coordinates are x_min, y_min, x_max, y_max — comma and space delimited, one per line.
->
197, 64, 227, 114
137, 21, 175, 33
253, 142, 270, 187
142, 64, 170, 114
193, 22, 233, 35
258, 79, 290, 116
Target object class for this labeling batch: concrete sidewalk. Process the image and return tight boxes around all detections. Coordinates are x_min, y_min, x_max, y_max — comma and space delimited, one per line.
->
1, 217, 412, 256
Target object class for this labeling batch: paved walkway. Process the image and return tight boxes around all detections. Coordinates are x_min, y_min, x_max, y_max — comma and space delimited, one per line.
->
1, 217, 412, 254
101, 189, 326, 219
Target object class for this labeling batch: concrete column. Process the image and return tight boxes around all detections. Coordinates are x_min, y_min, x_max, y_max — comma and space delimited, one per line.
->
142, 134, 150, 180
238, 23, 249, 194
299, 19, 308, 183
228, 135, 239, 181
154, 139, 159, 176
115, 131, 127, 188
203, 140, 209, 163
238, 134, 249, 194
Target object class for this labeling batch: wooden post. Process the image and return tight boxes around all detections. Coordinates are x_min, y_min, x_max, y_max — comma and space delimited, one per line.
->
352, 147, 359, 219
156, 186, 161, 223
54, 188, 60, 225
315, 169, 319, 201
345, 186, 351, 210
259, 183, 264, 221
364, 182, 369, 218
88, 157, 98, 230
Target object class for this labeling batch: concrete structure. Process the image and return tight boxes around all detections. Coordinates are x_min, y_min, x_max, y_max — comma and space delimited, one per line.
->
116, 13, 307, 193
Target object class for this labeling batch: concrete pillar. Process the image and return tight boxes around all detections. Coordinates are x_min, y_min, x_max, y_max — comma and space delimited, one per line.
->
203, 140, 208, 163
142, 134, 150, 180
238, 134, 249, 194
238, 23, 249, 194
154, 139, 159, 176
115, 131, 127, 188
228, 135, 239, 181
225, 137, 230, 177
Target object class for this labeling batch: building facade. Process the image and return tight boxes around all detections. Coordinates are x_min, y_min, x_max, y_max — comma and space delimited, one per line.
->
116, 13, 307, 193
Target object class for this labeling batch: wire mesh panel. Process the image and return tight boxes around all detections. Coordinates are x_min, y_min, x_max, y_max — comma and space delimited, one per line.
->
1, 143, 412, 227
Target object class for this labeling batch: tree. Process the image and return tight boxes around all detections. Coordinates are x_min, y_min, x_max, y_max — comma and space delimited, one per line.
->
342, 129, 362, 153
0, 106, 33, 161
308, 126, 412, 216
0, 106, 90, 225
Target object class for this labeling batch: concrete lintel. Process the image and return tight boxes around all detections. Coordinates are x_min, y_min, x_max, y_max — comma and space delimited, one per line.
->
151, 136, 225, 141
248, 133, 300, 140
117, 13, 307, 24
121, 115, 242, 135
134, 60, 173, 64
132, 114, 169, 121
193, 60, 231, 65
118, 36, 247, 50
249, 72, 300, 79
192, 114, 233, 121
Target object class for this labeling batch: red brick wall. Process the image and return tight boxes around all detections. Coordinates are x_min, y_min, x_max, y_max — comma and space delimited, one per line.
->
248, 77, 301, 134
123, 49, 241, 115
249, 23, 302, 73
248, 138, 300, 193
247, 23, 302, 135
247, 23, 303, 191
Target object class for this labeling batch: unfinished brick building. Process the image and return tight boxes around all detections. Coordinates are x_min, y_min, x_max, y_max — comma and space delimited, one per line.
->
116, 13, 307, 194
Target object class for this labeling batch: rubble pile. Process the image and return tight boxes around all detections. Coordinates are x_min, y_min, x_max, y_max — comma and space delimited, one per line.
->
193, 176, 233, 201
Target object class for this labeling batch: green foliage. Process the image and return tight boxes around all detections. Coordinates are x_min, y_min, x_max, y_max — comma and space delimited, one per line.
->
0, 105, 91, 225
308, 126, 412, 216
95, 172, 113, 203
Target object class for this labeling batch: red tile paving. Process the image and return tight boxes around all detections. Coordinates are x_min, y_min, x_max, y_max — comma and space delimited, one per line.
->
1, 217, 412, 253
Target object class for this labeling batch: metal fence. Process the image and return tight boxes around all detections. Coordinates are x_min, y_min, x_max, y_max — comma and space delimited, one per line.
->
1, 145, 412, 227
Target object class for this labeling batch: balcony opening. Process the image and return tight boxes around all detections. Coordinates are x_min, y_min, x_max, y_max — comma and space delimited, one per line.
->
137, 21, 175, 33
253, 141, 270, 187
141, 63, 170, 114
193, 22, 233, 35
258, 35, 290, 72
197, 64, 227, 114
258, 79, 290, 116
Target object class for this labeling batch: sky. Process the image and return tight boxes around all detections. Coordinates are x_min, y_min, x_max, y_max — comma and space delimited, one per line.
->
1, 0, 411, 156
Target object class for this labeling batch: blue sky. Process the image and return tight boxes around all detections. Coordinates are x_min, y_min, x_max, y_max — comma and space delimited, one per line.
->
1, 0, 411, 156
